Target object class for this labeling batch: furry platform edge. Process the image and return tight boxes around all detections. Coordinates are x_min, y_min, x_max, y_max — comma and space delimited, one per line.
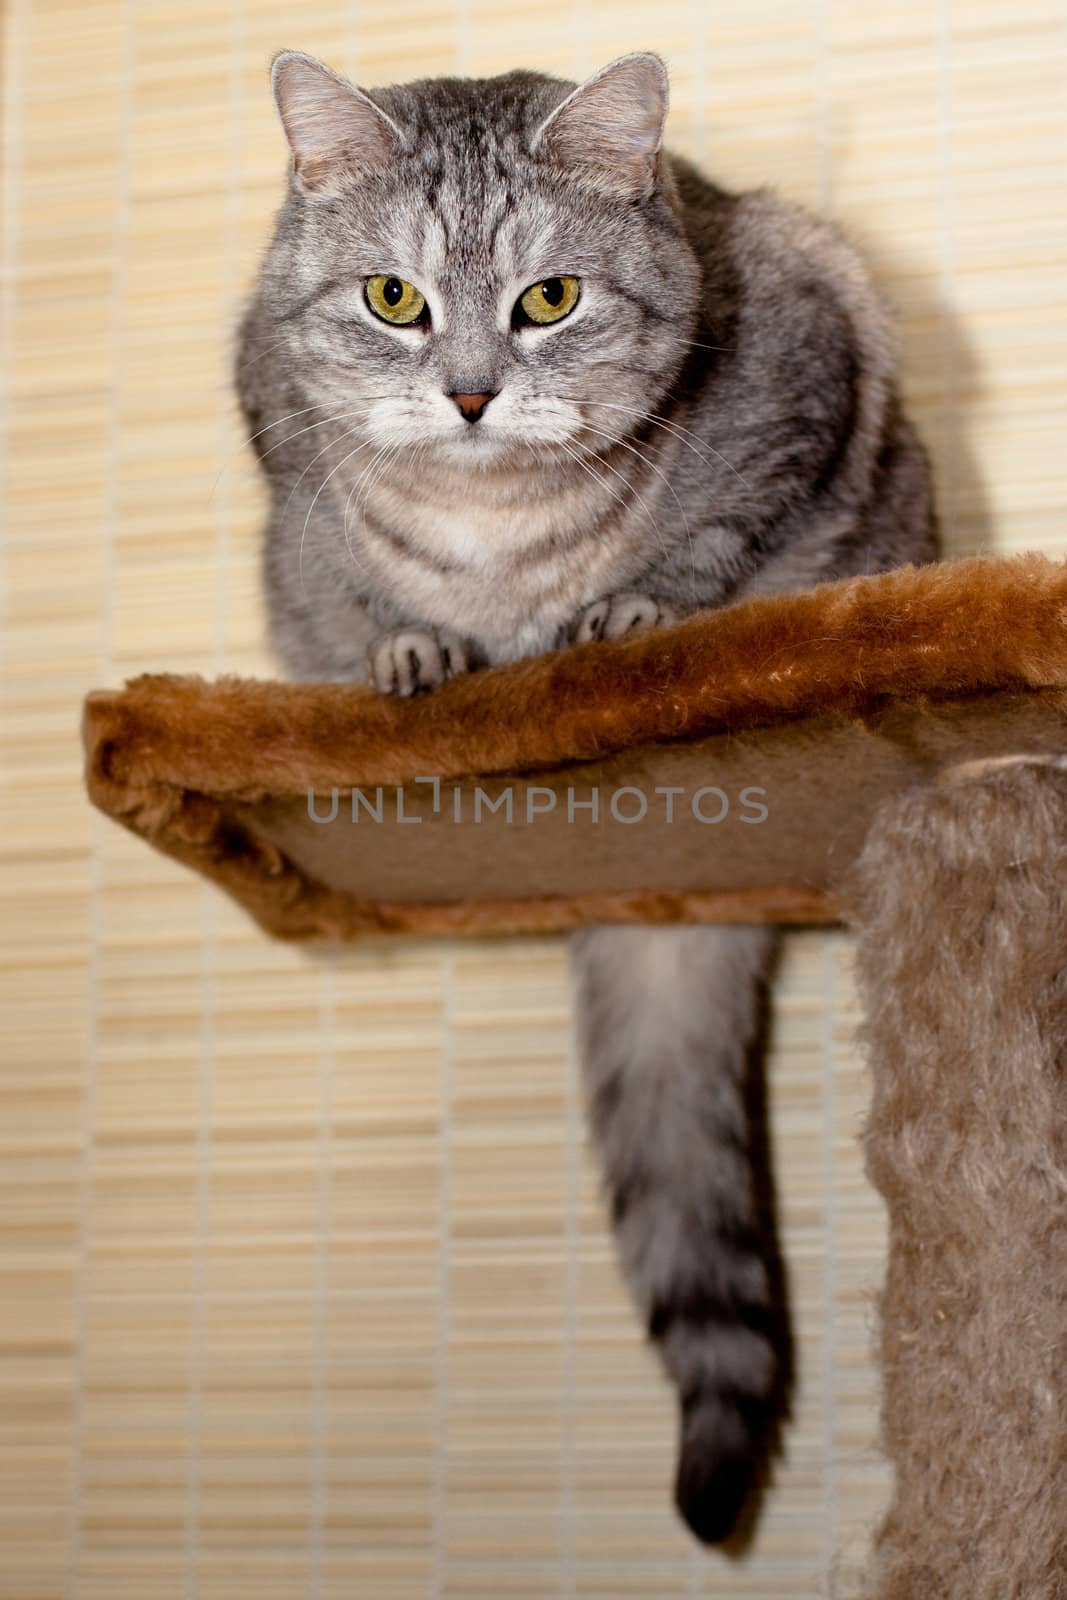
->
82, 553, 1067, 943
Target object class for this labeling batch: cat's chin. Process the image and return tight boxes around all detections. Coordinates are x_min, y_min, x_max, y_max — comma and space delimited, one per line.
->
433, 430, 524, 469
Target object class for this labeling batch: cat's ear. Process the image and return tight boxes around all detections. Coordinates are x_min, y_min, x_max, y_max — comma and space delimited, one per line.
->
530, 53, 669, 200
271, 51, 404, 197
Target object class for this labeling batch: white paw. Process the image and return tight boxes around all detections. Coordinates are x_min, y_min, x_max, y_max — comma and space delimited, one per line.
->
571, 592, 679, 644
369, 628, 477, 696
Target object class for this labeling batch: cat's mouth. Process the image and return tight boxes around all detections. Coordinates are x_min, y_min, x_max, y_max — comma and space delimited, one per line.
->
360, 396, 583, 469
439, 410, 582, 467
436, 426, 513, 466
434, 421, 566, 469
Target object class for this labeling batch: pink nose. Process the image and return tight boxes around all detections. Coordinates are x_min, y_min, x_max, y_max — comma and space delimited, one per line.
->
449, 391, 494, 422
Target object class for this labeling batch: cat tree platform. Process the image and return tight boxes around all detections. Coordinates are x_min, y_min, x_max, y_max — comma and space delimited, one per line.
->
83, 553, 1067, 943
81, 551, 1067, 1594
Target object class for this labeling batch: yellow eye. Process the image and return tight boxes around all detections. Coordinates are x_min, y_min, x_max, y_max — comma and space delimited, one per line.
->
365, 275, 426, 326
519, 276, 580, 325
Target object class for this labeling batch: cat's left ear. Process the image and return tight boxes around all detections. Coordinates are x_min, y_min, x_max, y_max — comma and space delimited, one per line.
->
271, 50, 404, 197
530, 53, 669, 200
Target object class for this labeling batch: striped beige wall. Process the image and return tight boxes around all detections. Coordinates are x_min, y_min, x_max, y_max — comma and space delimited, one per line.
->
2, 2, 1065, 1596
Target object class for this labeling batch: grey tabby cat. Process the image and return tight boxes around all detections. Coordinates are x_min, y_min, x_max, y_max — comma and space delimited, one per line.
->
237, 49, 936, 1543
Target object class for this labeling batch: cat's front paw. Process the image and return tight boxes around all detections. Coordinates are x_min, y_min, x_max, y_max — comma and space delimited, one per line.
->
570, 592, 679, 644
369, 628, 479, 696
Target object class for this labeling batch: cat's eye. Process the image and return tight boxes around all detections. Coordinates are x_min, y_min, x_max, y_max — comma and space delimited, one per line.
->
517, 276, 580, 326
365, 275, 427, 326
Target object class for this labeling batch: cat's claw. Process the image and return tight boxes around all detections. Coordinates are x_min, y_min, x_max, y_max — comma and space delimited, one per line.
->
369, 628, 478, 696
571, 592, 679, 643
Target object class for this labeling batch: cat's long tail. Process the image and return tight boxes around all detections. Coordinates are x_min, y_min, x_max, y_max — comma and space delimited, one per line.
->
569, 923, 787, 1545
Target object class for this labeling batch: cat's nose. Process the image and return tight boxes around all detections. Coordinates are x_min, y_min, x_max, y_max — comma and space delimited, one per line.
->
449, 391, 495, 423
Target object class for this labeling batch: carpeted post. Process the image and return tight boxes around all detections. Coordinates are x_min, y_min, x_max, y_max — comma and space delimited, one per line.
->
848, 757, 1067, 1600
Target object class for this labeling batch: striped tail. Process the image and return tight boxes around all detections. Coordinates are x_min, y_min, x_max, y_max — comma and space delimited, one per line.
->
570, 923, 788, 1544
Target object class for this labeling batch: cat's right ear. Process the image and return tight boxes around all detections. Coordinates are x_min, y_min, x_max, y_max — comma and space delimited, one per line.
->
271, 51, 404, 197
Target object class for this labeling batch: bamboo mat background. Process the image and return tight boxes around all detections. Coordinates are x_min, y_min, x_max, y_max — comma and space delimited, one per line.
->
2, 2, 1066, 1596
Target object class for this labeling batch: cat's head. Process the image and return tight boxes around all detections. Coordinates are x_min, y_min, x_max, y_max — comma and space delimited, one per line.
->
264, 51, 701, 469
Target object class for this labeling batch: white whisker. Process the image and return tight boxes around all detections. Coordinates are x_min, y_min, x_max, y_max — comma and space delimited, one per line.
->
251, 407, 382, 487
563, 395, 751, 489
212, 395, 395, 504
284, 423, 373, 518
298, 437, 377, 597
557, 438, 629, 516
234, 332, 292, 376
576, 420, 698, 599
567, 437, 670, 564
211, 402, 329, 500
337, 436, 410, 585
350, 441, 397, 524
258, 407, 381, 466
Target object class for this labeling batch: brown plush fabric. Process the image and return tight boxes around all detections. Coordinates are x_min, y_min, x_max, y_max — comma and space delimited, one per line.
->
82, 553, 1067, 942
847, 757, 1067, 1600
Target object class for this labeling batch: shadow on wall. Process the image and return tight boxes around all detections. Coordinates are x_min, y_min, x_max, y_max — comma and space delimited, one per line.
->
871, 237, 994, 563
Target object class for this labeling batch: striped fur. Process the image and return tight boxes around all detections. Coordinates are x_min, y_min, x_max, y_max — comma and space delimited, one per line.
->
570, 925, 787, 1542
238, 51, 937, 1540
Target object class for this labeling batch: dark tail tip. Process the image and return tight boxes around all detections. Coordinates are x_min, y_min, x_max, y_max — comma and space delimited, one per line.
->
673, 1392, 769, 1545
674, 1444, 756, 1545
